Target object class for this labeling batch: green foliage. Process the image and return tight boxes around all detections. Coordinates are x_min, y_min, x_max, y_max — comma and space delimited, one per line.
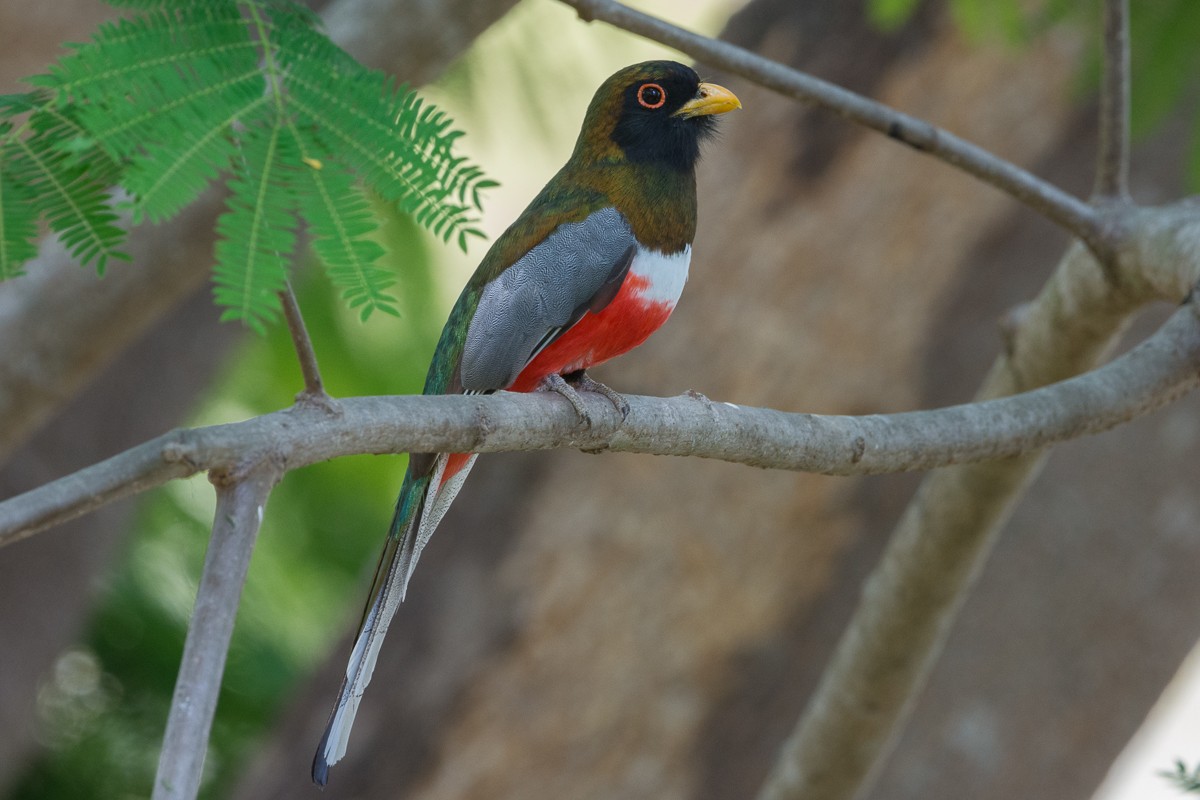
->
868, 0, 1026, 40
946, 0, 1027, 42
0, 91, 127, 274
1163, 759, 1200, 793
1127, 1, 1200, 136
867, 0, 922, 31
213, 123, 297, 333
0, 0, 493, 330
0, 166, 39, 279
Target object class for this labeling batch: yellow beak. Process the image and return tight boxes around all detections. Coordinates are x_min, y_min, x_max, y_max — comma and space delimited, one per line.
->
674, 82, 742, 118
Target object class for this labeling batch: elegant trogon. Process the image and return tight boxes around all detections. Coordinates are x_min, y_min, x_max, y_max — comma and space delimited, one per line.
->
313, 60, 740, 783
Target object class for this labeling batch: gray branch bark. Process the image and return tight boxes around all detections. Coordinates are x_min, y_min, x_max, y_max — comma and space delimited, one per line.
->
3, 277, 1199, 548
278, 282, 336, 407
150, 465, 281, 800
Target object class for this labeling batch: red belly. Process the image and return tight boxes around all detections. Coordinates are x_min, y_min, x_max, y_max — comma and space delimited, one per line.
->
509, 273, 674, 392
440, 275, 674, 486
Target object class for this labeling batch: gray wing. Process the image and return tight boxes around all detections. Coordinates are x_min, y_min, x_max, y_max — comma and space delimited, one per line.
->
460, 206, 637, 392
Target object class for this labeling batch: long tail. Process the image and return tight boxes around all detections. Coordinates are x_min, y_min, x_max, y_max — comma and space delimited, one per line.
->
312, 451, 477, 785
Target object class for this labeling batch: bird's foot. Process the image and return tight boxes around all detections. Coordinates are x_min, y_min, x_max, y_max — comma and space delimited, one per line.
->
539, 373, 593, 427
538, 371, 631, 426
565, 370, 630, 420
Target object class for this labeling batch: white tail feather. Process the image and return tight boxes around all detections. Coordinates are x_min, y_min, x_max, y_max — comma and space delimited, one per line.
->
314, 452, 479, 781
408, 454, 476, 586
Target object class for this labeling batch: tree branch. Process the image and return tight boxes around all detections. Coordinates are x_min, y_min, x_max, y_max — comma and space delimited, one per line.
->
1094, 0, 1131, 200
557, 0, 1109, 256
151, 464, 281, 800
278, 282, 337, 410
3, 295, 1198, 548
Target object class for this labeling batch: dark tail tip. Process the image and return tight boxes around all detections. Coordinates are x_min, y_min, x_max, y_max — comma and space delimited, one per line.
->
311, 725, 333, 786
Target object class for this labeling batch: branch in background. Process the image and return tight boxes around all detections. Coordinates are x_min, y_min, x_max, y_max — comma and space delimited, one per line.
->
557, 0, 1110, 256
150, 465, 281, 800
4, 294, 1199, 549
1094, 0, 1131, 201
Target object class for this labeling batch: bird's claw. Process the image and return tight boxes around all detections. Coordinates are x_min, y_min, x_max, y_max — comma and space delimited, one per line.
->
571, 372, 630, 420
539, 372, 631, 425
539, 373, 593, 427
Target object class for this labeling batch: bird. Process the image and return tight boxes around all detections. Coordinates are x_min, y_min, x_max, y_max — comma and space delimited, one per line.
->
312, 60, 740, 784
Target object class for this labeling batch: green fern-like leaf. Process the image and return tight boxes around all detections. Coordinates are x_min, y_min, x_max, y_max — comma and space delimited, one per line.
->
0, 158, 39, 278
288, 128, 397, 320
273, 21, 488, 245
4, 102, 128, 272
37, 3, 265, 223
0, 0, 494, 331
213, 122, 297, 333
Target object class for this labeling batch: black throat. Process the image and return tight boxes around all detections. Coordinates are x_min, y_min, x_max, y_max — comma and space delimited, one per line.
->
611, 113, 715, 173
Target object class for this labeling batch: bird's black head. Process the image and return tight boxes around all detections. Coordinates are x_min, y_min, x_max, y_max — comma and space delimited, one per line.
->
577, 61, 740, 173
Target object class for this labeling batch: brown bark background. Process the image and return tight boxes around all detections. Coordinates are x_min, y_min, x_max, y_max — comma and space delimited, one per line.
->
234, 2, 1200, 800
3, 1, 1198, 799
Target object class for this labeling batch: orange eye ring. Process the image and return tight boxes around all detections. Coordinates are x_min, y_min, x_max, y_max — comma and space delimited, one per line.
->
637, 83, 666, 109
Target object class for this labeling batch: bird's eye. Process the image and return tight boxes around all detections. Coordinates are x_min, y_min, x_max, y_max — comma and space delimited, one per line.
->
637, 83, 666, 110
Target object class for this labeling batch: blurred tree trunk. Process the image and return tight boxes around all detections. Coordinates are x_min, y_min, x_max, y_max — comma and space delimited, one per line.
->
234, 2, 1200, 800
